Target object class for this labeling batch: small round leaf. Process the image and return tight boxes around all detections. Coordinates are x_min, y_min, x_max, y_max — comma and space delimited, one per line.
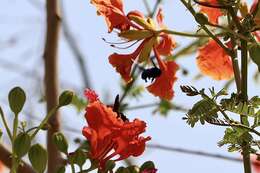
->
14, 133, 31, 158
8, 87, 26, 114
29, 144, 48, 173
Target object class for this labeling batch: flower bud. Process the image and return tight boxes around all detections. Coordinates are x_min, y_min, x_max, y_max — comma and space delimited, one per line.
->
29, 144, 48, 173
8, 87, 26, 115
70, 149, 87, 167
58, 90, 74, 107
127, 166, 139, 173
53, 132, 68, 154
104, 160, 116, 172
249, 44, 260, 72
140, 161, 156, 172
14, 133, 31, 158
195, 13, 209, 25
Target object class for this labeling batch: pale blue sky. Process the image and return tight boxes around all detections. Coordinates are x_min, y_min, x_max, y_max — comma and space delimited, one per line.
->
0, 0, 259, 173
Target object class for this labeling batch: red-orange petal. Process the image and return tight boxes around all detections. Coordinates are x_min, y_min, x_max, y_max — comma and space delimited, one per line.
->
90, 0, 129, 32
109, 41, 145, 83
109, 53, 136, 83
156, 8, 164, 27
197, 40, 233, 80
147, 60, 178, 100
200, 0, 223, 24
156, 34, 176, 56
252, 155, 260, 173
84, 88, 99, 103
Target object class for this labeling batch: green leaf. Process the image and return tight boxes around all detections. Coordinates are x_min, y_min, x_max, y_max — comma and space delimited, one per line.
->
53, 132, 68, 154
185, 98, 218, 127
29, 144, 48, 173
249, 44, 260, 72
14, 133, 31, 158
218, 127, 253, 151
221, 94, 260, 117
8, 87, 26, 114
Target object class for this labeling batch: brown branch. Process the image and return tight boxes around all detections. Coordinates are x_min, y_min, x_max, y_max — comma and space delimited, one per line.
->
0, 144, 36, 173
43, 0, 63, 173
147, 144, 242, 163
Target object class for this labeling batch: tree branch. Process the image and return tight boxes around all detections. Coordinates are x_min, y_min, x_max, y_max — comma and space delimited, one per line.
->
43, 0, 63, 172
0, 144, 36, 173
147, 144, 242, 162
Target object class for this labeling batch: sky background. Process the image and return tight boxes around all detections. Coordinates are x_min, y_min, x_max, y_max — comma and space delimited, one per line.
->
0, 0, 259, 173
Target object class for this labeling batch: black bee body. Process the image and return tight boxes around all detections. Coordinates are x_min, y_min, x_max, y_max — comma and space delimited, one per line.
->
141, 67, 162, 82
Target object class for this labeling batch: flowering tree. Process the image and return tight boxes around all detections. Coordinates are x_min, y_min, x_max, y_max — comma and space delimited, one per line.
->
0, 0, 260, 173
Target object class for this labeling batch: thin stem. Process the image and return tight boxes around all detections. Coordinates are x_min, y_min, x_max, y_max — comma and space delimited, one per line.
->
240, 38, 251, 173
30, 107, 59, 140
180, 0, 233, 56
227, 14, 241, 92
70, 161, 76, 173
143, 0, 152, 15
158, 29, 216, 38
11, 113, 19, 173
150, 0, 162, 18
206, 119, 260, 137
206, 23, 251, 42
227, 5, 252, 173
125, 102, 188, 112
0, 106, 12, 141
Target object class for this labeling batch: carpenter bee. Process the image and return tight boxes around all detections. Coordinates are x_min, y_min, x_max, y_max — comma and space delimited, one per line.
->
141, 67, 162, 82
113, 95, 129, 122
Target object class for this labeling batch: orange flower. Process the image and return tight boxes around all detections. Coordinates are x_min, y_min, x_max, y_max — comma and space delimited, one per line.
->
108, 8, 176, 82
197, 40, 233, 80
199, 0, 223, 24
147, 48, 178, 100
108, 40, 146, 83
90, 0, 131, 32
82, 89, 151, 170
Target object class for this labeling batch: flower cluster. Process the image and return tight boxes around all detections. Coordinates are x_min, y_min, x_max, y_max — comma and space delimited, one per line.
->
90, 0, 178, 100
82, 89, 151, 170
